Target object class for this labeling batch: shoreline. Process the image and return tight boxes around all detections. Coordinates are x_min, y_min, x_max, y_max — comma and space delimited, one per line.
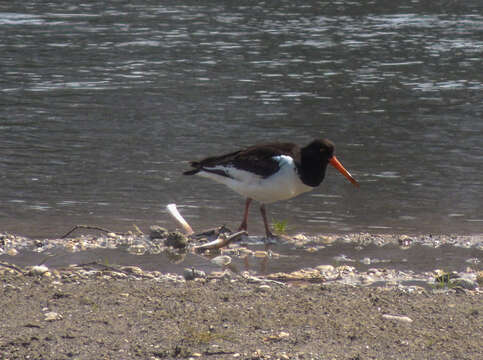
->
0, 228, 482, 359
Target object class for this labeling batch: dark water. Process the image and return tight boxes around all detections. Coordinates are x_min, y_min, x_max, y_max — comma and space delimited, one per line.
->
1, 1, 482, 238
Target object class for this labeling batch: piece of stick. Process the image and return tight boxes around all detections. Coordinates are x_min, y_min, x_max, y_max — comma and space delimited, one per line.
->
194, 230, 247, 252
166, 203, 194, 235
60, 225, 119, 239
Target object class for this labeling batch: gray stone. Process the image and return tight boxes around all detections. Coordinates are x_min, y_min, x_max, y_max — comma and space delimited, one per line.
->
183, 268, 206, 281
149, 225, 168, 239
165, 232, 188, 248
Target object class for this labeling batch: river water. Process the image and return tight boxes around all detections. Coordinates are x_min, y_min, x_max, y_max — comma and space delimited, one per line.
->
1, 1, 482, 238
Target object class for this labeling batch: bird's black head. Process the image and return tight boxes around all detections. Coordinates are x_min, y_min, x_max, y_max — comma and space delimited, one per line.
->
304, 138, 360, 188
298, 139, 335, 186
303, 139, 335, 163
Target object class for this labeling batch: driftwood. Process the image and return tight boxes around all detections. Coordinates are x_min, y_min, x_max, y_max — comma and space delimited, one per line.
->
60, 225, 125, 239
194, 230, 247, 252
166, 203, 194, 235
60, 224, 144, 239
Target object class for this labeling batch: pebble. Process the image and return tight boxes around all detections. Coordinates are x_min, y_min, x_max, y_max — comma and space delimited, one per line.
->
29, 265, 49, 275
452, 278, 478, 290
165, 232, 188, 249
256, 284, 271, 293
6, 248, 18, 256
333, 254, 355, 262
183, 268, 206, 281
211, 255, 232, 267
398, 235, 413, 247
382, 314, 413, 323
110, 272, 128, 279
367, 268, 382, 276
121, 266, 144, 276
254, 250, 268, 258
267, 268, 324, 282
44, 311, 63, 321
316, 265, 335, 273
477, 271, 483, 286
149, 225, 168, 240
360, 275, 375, 285
128, 244, 147, 254
336, 265, 356, 273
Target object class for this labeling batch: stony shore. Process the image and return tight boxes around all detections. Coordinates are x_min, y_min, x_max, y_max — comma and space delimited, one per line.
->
0, 229, 482, 359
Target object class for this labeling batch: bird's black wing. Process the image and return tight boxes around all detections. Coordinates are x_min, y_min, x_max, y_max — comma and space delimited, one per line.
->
183, 142, 301, 179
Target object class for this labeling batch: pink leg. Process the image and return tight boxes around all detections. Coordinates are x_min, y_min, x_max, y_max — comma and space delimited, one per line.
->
259, 204, 274, 239
238, 198, 252, 232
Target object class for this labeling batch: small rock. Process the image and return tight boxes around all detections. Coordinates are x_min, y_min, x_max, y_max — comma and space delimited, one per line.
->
264, 331, 290, 341
254, 250, 268, 258
44, 311, 62, 321
29, 265, 49, 276
278, 331, 290, 339
267, 269, 324, 282
452, 278, 478, 290
166, 232, 188, 249
128, 244, 147, 254
316, 265, 335, 273
398, 235, 413, 247
211, 255, 232, 267
183, 268, 206, 281
110, 271, 128, 279
360, 275, 375, 285
256, 284, 271, 293
318, 235, 337, 244
367, 268, 382, 276
149, 225, 168, 240
293, 233, 308, 240
382, 314, 413, 323
333, 254, 355, 262
6, 248, 18, 256
121, 266, 144, 276
477, 271, 483, 286
336, 265, 356, 273
465, 258, 480, 265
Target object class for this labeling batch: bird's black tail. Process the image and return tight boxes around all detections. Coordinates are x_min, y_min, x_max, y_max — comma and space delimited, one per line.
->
183, 162, 200, 175
183, 169, 199, 175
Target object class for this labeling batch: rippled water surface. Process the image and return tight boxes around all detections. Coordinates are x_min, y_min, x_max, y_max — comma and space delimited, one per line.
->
1, 1, 482, 238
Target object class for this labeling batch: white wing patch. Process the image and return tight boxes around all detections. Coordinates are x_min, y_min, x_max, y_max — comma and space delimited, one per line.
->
196, 155, 314, 203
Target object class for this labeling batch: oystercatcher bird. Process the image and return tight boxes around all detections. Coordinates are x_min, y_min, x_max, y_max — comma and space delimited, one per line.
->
184, 139, 359, 238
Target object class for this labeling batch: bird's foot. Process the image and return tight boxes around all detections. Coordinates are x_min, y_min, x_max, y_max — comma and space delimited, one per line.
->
264, 231, 280, 244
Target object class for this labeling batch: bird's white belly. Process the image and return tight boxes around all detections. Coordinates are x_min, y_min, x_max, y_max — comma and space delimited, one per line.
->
197, 156, 314, 204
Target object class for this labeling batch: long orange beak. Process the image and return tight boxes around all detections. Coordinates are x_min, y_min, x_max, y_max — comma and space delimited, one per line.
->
329, 156, 360, 188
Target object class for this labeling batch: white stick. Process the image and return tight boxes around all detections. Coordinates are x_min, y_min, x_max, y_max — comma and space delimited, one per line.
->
166, 203, 194, 235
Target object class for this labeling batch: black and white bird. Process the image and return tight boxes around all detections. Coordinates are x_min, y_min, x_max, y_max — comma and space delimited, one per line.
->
183, 139, 359, 238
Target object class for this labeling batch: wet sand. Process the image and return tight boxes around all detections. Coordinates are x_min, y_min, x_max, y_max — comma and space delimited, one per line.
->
0, 230, 482, 359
